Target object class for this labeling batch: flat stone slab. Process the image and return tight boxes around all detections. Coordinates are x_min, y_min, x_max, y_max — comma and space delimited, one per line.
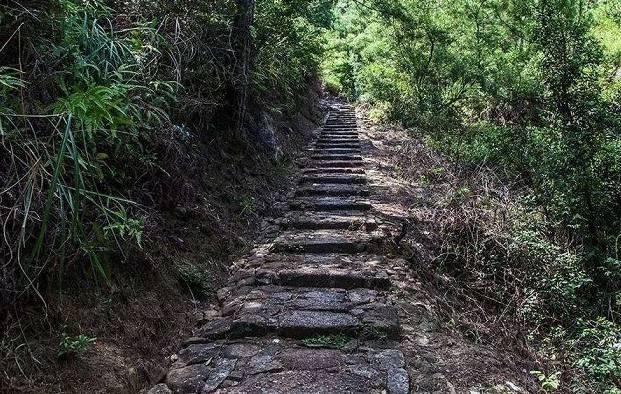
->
306, 161, 364, 168
295, 185, 370, 198
241, 253, 387, 269
280, 211, 376, 230
311, 148, 362, 155
302, 168, 366, 175
156, 339, 408, 394
321, 132, 358, 137
311, 155, 363, 161
300, 175, 367, 185
270, 230, 377, 254
315, 142, 360, 148
197, 285, 399, 339
227, 262, 390, 290
289, 197, 372, 211
317, 136, 359, 140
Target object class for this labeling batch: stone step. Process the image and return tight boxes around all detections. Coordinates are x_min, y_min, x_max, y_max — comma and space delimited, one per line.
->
295, 185, 370, 198
310, 148, 361, 154
311, 155, 363, 161
320, 135, 358, 139
307, 160, 364, 168
197, 285, 400, 340
280, 211, 376, 230
319, 132, 357, 136
300, 175, 367, 185
270, 230, 375, 254
240, 253, 388, 269
318, 135, 358, 139
230, 265, 388, 290
315, 143, 360, 149
289, 197, 372, 211
316, 139, 359, 144
230, 254, 389, 289
156, 339, 408, 394
302, 168, 366, 175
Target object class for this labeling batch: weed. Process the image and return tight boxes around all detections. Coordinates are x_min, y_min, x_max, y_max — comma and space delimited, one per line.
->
239, 196, 257, 216
530, 370, 561, 392
301, 334, 352, 349
58, 332, 96, 358
177, 265, 212, 299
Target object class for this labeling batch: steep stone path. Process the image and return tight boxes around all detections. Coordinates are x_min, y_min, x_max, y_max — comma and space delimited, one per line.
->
149, 105, 410, 394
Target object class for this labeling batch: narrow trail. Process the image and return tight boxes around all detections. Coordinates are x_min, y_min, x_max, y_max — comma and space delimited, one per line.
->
149, 104, 410, 393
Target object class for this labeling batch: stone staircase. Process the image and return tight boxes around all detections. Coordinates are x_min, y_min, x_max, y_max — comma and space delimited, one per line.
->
149, 105, 410, 394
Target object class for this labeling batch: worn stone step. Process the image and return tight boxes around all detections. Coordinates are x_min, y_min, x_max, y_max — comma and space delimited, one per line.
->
230, 265, 389, 290
318, 135, 358, 139
295, 185, 370, 198
311, 155, 363, 161
240, 253, 390, 271
270, 230, 375, 254
302, 168, 365, 175
310, 148, 361, 155
300, 175, 367, 185
230, 254, 389, 289
315, 143, 360, 149
316, 139, 360, 144
307, 160, 364, 168
197, 285, 400, 340
322, 130, 358, 134
289, 197, 372, 212
156, 339, 408, 394
280, 211, 376, 231
320, 136, 358, 141
316, 139, 359, 145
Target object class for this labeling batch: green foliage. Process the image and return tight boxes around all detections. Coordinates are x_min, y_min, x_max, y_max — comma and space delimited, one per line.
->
301, 334, 352, 349
320, 0, 621, 389
58, 332, 96, 358
574, 318, 621, 385
530, 370, 561, 392
1, 0, 325, 310
177, 265, 212, 299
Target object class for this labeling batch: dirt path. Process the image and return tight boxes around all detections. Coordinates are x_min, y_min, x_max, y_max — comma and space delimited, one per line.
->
147, 103, 536, 393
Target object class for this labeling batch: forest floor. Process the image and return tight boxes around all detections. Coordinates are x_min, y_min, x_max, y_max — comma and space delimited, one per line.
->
361, 110, 540, 392
146, 102, 540, 394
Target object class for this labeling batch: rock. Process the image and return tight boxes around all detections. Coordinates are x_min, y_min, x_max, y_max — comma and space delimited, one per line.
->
386, 368, 409, 394
147, 383, 172, 394
201, 358, 236, 392
166, 363, 211, 393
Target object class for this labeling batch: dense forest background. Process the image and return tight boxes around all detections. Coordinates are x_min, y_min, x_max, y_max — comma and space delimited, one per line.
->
321, 0, 621, 391
2, 0, 621, 392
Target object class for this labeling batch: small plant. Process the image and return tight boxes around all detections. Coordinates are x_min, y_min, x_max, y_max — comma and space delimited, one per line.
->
239, 196, 257, 216
103, 210, 144, 248
302, 334, 352, 349
178, 265, 212, 298
58, 332, 97, 358
530, 370, 560, 392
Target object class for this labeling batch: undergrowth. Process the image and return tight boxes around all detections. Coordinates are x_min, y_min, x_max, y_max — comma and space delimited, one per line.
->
1, 0, 330, 390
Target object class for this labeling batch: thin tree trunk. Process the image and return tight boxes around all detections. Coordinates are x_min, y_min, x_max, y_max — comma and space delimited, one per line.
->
232, 0, 256, 136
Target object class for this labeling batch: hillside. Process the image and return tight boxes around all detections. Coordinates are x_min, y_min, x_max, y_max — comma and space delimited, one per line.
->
2, 0, 621, 392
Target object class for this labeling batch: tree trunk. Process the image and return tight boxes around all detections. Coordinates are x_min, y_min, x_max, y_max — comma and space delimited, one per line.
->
232, 0, 256, 136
